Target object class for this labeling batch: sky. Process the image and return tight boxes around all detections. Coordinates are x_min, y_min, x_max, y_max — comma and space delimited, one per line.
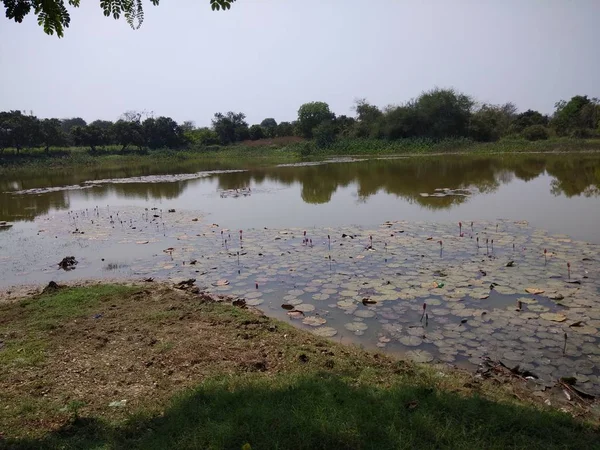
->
1, 0, 599, 126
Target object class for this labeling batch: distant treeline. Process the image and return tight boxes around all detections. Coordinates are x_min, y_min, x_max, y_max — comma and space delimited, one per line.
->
1, 88, 599, 154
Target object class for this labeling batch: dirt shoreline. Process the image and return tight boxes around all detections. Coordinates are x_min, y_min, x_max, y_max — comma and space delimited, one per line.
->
1, 280, 598, 444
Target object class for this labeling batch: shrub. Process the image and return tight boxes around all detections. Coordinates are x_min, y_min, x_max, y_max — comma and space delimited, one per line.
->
522, 125, 549, 141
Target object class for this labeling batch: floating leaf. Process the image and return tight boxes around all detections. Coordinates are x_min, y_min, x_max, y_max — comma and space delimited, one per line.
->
215, 279, 229, 286
312, 327, 338, 337
302, 316, 326, 327
295, 303, 315, 312
525, 288, 544, 294
400, 336, 423, 347
354, 310, 376, 318
344, 322, 368, 332
287, 311, 304, 319
540, 312, 567, 322
406, 349, 433, 363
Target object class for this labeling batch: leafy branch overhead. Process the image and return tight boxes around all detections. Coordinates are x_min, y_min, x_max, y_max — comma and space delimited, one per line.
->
2, 0, 236, 37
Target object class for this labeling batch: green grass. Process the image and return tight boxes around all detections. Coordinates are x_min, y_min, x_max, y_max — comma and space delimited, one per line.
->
2, 137, 600, 175
0, 285, 137, 368
8, 371, 599, 449
1, 285, 599, 450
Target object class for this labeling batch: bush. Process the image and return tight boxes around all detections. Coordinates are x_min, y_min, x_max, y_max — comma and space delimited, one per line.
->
522, 125, 549, 141
570, 128, 590, 139
313, 121, 336, 148
298, 142, 314, 157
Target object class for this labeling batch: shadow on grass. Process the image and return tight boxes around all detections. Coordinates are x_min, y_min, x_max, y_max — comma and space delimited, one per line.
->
6, 372, 598, 450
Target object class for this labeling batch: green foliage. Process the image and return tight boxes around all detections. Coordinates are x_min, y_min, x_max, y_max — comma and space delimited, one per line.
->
333, 115, 355, 137
185, 127, 219, 147
39, 118, 67, 152
522, 125, 549, 141
248, 124, 265, 140
3, 87, 600, 159
353, 99, 382, 138
60, 117, 86, 134
71, 124, 109, 151
0, 110, 41, 152
552, 95, 599, 136
297, 101, 335, 138
276, 121, 294, 137
298, 142, 314, 157
2, 0, 236, 37
212, 111, 248, 145
313, 120, 336, 148
468, 103, 517, 142
259, 118, 277, 138
413, 87, 474, 139
112, 119, 145, 150
142, 116, 186, 149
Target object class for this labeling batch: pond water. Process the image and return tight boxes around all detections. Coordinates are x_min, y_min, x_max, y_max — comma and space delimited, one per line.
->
2, 154, 600, 242
1, 153, 599, 392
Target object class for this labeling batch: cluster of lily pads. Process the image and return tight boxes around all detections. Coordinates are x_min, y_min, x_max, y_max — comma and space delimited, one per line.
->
3, 207, 599, 394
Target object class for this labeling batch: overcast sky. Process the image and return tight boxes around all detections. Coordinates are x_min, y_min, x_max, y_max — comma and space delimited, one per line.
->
1, 0, 599, 126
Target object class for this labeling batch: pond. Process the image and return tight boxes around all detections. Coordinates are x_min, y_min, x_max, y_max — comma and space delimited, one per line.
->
1, 153, 599, 393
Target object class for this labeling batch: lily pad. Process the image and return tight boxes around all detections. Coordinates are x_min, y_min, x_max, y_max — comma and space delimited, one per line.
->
525, 288, 544, 295
302, 316, 326, 327
354, 309, 376, 319
540, 313, 567, 322
406, 349, 434, 363
344, 322, 368, 332
311, 327, 338, 337
399, 335, 423, 347
295, 303, 315, 313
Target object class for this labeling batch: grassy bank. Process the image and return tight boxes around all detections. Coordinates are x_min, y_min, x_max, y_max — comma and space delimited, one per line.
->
0, 283, 598, 449
2, 137, 600, 174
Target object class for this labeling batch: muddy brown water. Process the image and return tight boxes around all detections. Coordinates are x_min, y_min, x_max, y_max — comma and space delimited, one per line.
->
1, 153, 599, 392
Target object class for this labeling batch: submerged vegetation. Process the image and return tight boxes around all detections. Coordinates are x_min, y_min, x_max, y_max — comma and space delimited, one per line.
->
2, 89, 600, 170
1, 284, 599, 449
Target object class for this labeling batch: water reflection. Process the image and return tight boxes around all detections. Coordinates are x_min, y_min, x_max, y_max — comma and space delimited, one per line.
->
1, 154, 600, 222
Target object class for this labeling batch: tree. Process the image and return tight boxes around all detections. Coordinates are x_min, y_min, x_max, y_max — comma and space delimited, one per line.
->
60, 117, 86, 145
313, 120, 336, 148
249, 124, 265, 140
181, 121, 196, 133
414, 88, 474, 139
212, 112, 248, 145
276, 121, 294, 137
353, 99, 383, 138
72, 125, 107, 151
0, 111, 40, 152
511, 110, 548, 133
112, 120, 145, 151
260, 118, 277, 138
3, 0, 237, 37
186, 127, 220, 146
142, 116, 186, 149
355, 99, 383, 123
297, 102, 335, 138
334, 115, 356, 137
40, 118, 67, 152
522, 125, 549, 141
552, 95, 598, 136
468, 103, 517, 142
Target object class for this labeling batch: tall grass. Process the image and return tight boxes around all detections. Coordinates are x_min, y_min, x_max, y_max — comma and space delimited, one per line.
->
2, 137, 600, 174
